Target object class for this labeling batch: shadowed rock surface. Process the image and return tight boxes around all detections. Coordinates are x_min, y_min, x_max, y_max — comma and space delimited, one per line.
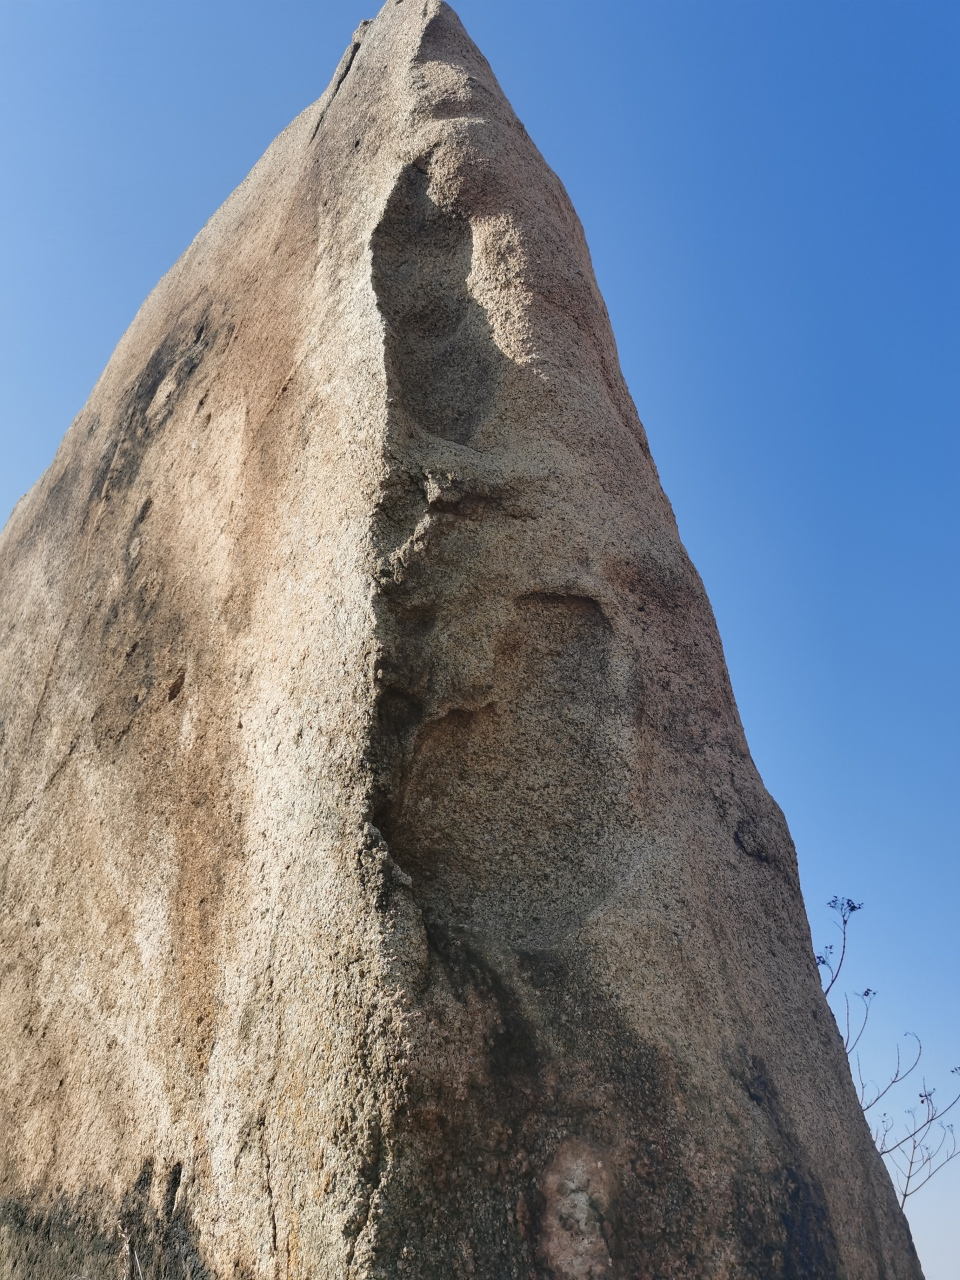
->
0, 3, 923, 1277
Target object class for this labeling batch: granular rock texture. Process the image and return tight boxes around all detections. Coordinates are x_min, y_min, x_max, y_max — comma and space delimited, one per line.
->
0, 4, 923, 1277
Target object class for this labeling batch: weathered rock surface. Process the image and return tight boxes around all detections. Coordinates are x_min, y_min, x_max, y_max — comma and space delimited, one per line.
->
0, 3, 922, 1277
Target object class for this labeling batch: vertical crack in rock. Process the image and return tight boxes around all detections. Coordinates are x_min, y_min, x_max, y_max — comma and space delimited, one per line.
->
365, 154, 509, 859
309, 20, 371, 144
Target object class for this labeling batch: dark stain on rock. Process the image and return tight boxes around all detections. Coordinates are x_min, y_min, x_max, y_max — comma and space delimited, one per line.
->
359, 939, 850, 1278
358, 935, 703, 1279
0, 1160, 208, 1280
734, 1060, 844, 1279
425, 924, 543, 1083
88, 299, 232, 514
163, 1162, 183, 1223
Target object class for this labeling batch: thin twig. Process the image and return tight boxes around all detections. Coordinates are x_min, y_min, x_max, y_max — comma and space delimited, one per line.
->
861, 1034, 923, 1112
817, 895, 958, 1204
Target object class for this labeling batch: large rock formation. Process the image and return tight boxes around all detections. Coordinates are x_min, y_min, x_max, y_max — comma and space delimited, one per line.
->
0, 4, 922, 1277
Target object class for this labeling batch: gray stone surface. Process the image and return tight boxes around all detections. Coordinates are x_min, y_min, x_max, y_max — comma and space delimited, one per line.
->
0, 3, 923, 1276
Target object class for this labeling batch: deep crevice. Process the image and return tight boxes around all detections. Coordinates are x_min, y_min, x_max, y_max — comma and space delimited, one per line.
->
310, 36, 364, 143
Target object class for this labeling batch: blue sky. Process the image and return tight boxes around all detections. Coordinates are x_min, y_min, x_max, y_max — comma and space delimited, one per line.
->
1, 0, 957, 1270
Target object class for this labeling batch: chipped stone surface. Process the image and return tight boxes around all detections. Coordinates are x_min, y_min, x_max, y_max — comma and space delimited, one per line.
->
0, 3, 923, 1277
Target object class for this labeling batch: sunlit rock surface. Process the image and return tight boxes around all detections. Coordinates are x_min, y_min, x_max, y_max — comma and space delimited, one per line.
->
0, 3, 922, 1276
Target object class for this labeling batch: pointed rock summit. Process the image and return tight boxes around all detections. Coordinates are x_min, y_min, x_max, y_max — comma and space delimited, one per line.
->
0, 4, 922, 1277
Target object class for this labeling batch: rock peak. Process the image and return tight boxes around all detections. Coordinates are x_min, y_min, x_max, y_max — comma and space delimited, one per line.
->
0, 4, 922, 1278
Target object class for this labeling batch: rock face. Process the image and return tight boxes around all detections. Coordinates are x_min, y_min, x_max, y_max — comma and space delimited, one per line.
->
0, 4, 922, 1278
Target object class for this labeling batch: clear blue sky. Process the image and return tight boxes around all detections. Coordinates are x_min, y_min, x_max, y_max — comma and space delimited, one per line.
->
1, 1, 957, 1271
